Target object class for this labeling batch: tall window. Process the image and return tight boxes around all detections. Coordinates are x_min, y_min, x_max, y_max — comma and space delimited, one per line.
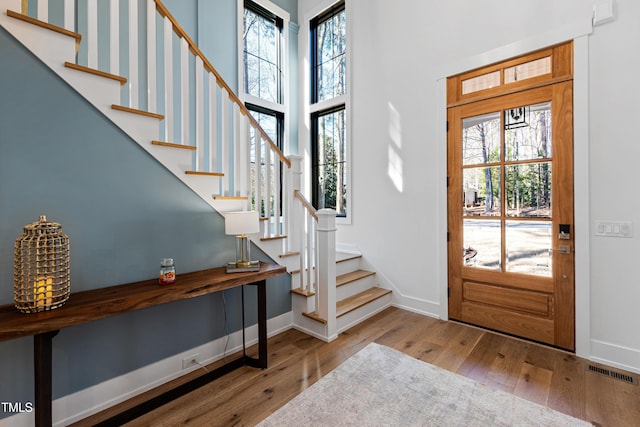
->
243, 0, 283, 105
310, 2, 347, 217
242, 0, 287, 214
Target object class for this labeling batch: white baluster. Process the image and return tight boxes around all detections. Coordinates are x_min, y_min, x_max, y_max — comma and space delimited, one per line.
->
265, 146, 272, 233
237, 111, 249, 197
244, 114, 252, 199
109, 0, 119, 75
37, 0, 47, 22
274, 148, 281, 235
254, 130, 262, 221
208, 73, 217, 172
128, 0, 139, 109
306, 212, 313, 294
64, 0, 74, 31
180, 37, 189, 144
195, 56, 204, 169
87, 0, 98, 69
220, 89, 230, 195
233, 103, 241, 195
163, 16, 173, 141
146, 0, 157, 113
289, 156, 303, 253
298, 202, 305, 291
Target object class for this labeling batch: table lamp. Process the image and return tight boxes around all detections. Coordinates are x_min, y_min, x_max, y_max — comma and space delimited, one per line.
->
225, 210, 260, 272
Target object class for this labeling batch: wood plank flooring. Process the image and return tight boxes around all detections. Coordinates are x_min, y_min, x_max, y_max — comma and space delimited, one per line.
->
74, 307, 640, 427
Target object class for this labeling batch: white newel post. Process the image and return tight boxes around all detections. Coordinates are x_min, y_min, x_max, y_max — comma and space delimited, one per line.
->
317, 208, 337, 340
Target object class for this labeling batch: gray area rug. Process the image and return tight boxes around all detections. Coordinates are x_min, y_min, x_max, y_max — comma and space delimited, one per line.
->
258, 342, 591, 426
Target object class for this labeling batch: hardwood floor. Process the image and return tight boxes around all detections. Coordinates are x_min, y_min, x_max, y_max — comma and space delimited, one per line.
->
75, 307, 640, 427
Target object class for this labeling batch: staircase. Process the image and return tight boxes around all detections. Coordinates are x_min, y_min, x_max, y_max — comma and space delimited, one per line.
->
0, 0, 391, 342
292, 251, 392, 341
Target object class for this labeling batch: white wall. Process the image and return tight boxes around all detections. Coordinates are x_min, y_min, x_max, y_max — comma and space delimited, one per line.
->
298, 0, 640, 372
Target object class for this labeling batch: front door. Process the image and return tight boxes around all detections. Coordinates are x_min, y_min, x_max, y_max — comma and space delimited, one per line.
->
447, 43, 575, 350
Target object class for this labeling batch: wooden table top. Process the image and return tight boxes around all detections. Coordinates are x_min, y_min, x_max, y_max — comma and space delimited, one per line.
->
0, 262, 286, 342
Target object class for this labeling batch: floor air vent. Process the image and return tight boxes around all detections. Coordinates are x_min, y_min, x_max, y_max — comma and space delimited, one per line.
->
587, 364, 638, 385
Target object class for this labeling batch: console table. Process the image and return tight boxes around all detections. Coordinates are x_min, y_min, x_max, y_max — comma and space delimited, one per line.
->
0, 262, 286, 426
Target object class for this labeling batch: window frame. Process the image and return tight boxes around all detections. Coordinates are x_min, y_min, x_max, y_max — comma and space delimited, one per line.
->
238, 0, 290, 153
307, 0, 351, 222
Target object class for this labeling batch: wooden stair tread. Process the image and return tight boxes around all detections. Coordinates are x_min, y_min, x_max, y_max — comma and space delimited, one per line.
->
111, 104, 164, 120
260, 235, 287, 241
185, 171, 224, 177
151, 140, 197, 151
302, 287, 391, 324
337, 269, 375, 287
301, 311, 327, 324
279, 251, 300, 258
290, 287, 315, 297
337, 287, 391, 318
7, 10, 82, 45
336, 253, 362, 263
64, 62, 127, 85
213, 196, 248, 201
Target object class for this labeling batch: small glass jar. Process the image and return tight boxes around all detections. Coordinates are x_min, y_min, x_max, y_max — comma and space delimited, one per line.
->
159, 258, 176, 284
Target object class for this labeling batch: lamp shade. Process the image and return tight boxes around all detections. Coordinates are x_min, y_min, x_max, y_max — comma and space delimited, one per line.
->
224, 211, 259, 235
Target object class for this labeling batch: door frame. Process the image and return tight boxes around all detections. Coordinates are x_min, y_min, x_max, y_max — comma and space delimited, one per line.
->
435, 33, 591, 357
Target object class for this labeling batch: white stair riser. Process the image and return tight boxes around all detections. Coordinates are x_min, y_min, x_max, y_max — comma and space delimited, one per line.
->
336, 292, 392, 334
337, 274, 376, 300
335, 257, 361, 276
1, 14, 76, 68
292, 294, 318, 319
61, 68, 122, 109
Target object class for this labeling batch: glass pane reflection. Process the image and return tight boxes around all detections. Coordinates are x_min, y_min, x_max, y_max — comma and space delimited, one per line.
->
505, 102, 551, 162
463, 166, 501, 217
506, 221, 552, 277
462, 112, 500, 165
463, 219, 501, 270
505, 163, 551, 218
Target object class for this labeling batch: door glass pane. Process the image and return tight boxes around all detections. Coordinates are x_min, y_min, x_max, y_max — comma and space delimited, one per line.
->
505, 163, 552, 218
463, 166, 501, 216
506, 221, 552, 276
505, 102, 551, 161
462, 71, 500, 95
462, 113, 500, 165
504, 57, 551, 84
463, 219, 501, 270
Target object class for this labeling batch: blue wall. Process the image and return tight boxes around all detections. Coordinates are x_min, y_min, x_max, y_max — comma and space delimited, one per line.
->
0, 6, 291, 418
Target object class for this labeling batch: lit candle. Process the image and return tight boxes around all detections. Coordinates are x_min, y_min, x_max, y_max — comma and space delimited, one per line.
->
34, 277, 53, 308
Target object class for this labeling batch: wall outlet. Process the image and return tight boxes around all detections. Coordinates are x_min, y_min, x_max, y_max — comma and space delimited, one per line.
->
182, 353, 200, 369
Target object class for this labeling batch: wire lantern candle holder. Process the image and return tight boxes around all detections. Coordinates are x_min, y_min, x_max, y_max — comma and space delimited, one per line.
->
14, 215, 70, 313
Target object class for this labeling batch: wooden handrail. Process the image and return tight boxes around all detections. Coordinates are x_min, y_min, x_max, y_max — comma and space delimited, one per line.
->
294, 190, 318, 221
154, 0, 290, 168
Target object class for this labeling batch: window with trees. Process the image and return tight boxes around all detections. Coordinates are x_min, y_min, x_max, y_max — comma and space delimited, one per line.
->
310, 1, 347, 217
242, 0, 288, 214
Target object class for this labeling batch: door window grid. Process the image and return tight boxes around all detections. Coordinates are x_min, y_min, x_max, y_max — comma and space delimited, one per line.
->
461, 102, 553, 277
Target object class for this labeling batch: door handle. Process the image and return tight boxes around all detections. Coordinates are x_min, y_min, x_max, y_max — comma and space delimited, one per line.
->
554, 245, 572, 254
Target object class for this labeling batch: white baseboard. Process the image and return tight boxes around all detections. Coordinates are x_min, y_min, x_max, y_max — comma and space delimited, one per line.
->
3, 312, 292, 427
590, 339, 640, 375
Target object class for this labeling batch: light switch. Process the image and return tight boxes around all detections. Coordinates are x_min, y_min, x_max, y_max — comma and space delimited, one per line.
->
594, 221, 633, 238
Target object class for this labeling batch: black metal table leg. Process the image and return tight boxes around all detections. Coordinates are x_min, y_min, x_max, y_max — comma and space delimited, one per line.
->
34, 330, 59, 427
256, 280, 267, 368
243, 280, 267, 369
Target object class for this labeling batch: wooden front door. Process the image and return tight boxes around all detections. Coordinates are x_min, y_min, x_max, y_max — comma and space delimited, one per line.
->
447, 42, 575, 350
